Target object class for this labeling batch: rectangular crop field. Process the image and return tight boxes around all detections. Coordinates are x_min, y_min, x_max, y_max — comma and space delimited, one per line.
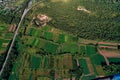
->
91, 54, 105, 65
108, 58, 120, 63
61, 43, 79, 53
33, 29, 42, 37
9, 62, 19, 80
43, 31, 53, 40
79, 59, 89, 74
43, 57, 49, 69
43, 42, 58, 54
0, 38, 3, 47
86, 45, 97, 56
42, 25, 51, 31
57, 34, 65, 44
80, 46, 86, 54
0, 26, 5, 31
63, 54, 73, 69
29, 28, 35, 36
27, 38, 36, 46
29, 56, 41, 69
96, 65, 105, 75
4, 33, 14, 39
27, 37, 46, 48
90, 54, 105, 75
33, 39, 39, 47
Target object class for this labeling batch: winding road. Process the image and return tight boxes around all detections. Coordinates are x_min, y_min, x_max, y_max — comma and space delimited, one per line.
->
0, 0, 32, 76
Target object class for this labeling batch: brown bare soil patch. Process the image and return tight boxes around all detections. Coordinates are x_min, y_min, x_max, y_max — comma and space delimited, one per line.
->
98, 42, 118, 46
99, 49, 120, 58
85, 58, 94, 75
96, 66, 105, 76
99, 46, 118, 49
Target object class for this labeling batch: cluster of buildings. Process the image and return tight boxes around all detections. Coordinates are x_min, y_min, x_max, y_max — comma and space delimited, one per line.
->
34, 14, 51, 27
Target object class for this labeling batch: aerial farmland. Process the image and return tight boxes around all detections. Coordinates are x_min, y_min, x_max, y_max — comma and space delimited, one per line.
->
0, 0, 120, 80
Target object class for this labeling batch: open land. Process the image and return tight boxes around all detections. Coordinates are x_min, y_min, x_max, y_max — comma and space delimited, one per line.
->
0, 0, 120, 80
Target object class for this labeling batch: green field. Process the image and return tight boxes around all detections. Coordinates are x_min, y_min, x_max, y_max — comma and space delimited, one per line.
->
80, 46, 86, 55
91, 54, 105, 65
29, 74, 33, 80
3, 39, 10, 43
4, 33, 14, 39
29, 56, 41, 69
6, 0, 120, 78
43, 42, 58, 54
27, 38, 36, 46
108, 58, 120, 63
86, 45, 97, 56
42, 25, 51, 31
0, 39, 3, 47
0, 26, 5, 31
33, 29, 42, 37
9, 62, 19, 80
29, 28, 36, 36
37, 77, 51, 80
44, 31, 53, 40
81, 75, 95, 80
61, 43, 79, 53
90, 54, 106, 75
79, 59, 89, 74
57, 34, 65, 43
0, 23, 12, 54
43, 57, 49, 69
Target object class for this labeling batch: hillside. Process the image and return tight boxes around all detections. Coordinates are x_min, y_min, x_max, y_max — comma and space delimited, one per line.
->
27, 0, 120, 41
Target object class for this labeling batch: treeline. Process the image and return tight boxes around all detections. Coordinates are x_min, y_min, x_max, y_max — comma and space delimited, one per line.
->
31, 0, 120, 41
0, 37, 22, 79
102, 63, 120, 75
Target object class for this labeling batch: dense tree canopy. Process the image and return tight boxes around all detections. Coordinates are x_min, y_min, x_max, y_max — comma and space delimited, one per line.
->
29, 0, 120, 41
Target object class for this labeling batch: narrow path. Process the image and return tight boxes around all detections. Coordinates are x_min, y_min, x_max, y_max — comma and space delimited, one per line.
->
76, 59, 79, 66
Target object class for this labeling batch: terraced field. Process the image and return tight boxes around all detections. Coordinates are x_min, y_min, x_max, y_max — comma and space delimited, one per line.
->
6, 0, 120, 79
0, 23, 14, 54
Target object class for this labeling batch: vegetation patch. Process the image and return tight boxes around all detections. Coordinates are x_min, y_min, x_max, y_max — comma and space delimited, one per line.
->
27, 38, 36, 46
43, 57, 49, 69
4, 33, 14, 39
108, 58, 120, 63
81, 75, 95, 80
0, 26, 5, 31
29, 56, 41, 69
86, 45, 97, 56
57, 34, 65, 44
9, 61, 19, 80
61, 43, 79, 53
0, 39, 3, 47
79, 46, 86, 55
42, 25, 51, 31
91, 54, 105, 65
33, 29, 42, 37
31, 0, 120, 41
44, 31, 53, 40
79, 59, 89, 74
43, 42, 58, 54
90, 54, 106, 75
29, 28, 35, 36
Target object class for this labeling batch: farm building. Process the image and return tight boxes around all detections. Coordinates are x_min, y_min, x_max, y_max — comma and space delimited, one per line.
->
33, 14, 51, 27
